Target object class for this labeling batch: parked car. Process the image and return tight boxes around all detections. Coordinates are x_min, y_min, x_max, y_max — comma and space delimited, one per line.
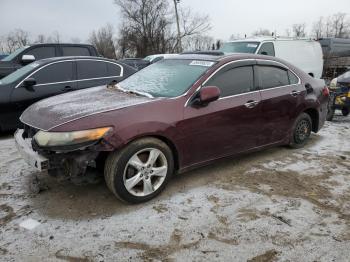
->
0, 43, 99, 78
15, 54, 329, 203
181, 50, 224, 56
0, 54, 8, 60
118, 58, 150, 70
144, 54, 178, 63
327, 70, 350, 120
220, 38, 324, 78
0, 56, 136, 131
319, 38, 350, 79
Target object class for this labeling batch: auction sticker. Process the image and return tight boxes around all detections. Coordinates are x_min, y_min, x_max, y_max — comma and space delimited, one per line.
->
189, 61, 215, 67
247, 43, 258, 48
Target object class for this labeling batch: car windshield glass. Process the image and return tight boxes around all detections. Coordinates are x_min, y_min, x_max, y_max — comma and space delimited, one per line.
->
143, 56, 153, 61
0, 62, 40, 85
1, 46, 29, 61
118, 59, 215, 97
220, 42, 260, 53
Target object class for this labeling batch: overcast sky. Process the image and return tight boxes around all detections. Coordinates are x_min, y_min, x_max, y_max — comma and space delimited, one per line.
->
1, 0, 350, 42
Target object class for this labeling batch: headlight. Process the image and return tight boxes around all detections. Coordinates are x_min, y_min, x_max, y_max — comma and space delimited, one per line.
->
34, 127, 112, 147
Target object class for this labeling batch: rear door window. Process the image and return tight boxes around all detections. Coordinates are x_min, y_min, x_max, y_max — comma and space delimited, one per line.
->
77, 60, 108, 79
258, 66, 289, 89
107, 63, 122, 76
205, 66, 255, 97
288, 71, 299, 84
258, 42, 275, 56
32, 62, 74, 85
62, 47, 90, 56
23, 46, 56, 60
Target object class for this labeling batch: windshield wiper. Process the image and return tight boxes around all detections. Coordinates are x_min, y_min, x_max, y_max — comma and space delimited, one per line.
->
111, 83, 154, 98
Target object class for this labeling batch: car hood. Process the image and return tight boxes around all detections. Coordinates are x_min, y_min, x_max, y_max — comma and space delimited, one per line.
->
20, 85, 157, 131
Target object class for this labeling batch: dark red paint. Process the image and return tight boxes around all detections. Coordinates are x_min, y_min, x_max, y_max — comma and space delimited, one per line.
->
21, 54, 329, 173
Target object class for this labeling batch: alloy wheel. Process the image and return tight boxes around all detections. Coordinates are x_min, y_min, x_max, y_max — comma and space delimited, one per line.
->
123, 148, 168, 197
295, 119, 311, 144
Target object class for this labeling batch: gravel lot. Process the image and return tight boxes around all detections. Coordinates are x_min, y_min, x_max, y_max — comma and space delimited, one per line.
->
0, 115, 349, 262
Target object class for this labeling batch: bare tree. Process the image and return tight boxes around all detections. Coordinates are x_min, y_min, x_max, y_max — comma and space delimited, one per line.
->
292, 23, 306, 37
183, 35, 214, 51
89, 24, 116, 59
0, 29, 30, 53
51, 31, 60, 43
252, 28, 271, 37
312, 17, 324, 39
115, 0, 211, 57
332, 12, 350, 38
285, 28, 291, 37
35, 34, 46, 43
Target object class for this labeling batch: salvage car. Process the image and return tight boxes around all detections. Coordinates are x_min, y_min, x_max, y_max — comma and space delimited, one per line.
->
0, 56, 136, 130
0, 43, 99, 78
15, 54, 329, 203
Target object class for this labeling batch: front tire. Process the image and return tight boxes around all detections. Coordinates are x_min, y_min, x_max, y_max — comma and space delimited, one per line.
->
289, 113, 312, 149
342, 107, 349, 116
104, 138, 174, 203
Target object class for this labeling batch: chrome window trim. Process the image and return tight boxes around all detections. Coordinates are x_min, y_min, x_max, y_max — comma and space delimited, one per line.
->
184, 58, 301, 107
15, 59, 124, 88
33, 75, 123, 87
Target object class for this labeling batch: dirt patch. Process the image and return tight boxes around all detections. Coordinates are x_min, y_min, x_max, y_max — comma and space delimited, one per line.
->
247, 249, 280, 262
207, 232, 239, 245
152, 203, 168, 213
115, 229, 201, 261
55, 250, 90, 262
0, 204, 15, 226
219, 167, 350, 221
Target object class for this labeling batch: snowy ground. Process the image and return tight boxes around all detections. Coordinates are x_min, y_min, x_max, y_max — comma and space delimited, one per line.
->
0, 115, 349, 262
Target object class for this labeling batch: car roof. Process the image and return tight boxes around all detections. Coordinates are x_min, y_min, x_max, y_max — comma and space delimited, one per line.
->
35, 56, 120, 64
165, 53, 296, 67
226, 37, 315, 43
28, 43, 94, 47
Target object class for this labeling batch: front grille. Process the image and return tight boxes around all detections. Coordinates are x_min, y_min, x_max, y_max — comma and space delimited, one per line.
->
23, 124, 39, 139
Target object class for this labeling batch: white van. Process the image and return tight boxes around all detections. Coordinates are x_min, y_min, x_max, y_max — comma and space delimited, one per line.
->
221, 38, 324, 78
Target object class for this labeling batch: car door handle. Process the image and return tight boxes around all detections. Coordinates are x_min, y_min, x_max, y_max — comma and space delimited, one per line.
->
291, 90, 302, 97
62, 86, 73, 92
244, 100, 259, 108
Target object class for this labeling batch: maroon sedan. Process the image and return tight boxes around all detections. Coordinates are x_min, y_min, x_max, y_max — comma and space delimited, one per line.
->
15, 54, 329, 203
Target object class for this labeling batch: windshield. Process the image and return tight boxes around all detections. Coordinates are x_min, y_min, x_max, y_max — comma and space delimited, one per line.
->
220, 42, 260, 54
144, 56, 153, 61
1, 46, 29, 61
0, 62, 40, 85
118, 59, 215, 97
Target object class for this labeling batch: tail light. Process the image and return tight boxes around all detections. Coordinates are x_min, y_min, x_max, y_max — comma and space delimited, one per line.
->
322, 86, 330, 97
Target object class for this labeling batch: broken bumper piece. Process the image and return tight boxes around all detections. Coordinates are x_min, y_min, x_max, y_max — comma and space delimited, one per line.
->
14, 129, 49, 171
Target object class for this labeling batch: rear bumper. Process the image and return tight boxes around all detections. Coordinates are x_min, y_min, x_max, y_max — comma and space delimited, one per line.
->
14, 129, 49, 171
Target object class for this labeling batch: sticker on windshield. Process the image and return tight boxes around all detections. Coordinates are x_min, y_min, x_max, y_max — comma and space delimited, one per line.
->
189, 61, 215, 67
247, 44, 258, 48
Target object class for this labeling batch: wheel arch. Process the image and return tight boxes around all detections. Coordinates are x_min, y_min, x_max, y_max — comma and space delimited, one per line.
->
117, 133, 181, 172
303, 107, 319, 132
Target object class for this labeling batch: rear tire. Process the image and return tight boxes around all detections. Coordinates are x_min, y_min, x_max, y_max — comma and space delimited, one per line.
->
289, 113, 312, 149
104, 137, 174, 203
342, 107, 349, 116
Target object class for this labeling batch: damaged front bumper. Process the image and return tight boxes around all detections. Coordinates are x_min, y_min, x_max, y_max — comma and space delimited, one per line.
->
14, 129, 49, 171
15, 129, 102, 177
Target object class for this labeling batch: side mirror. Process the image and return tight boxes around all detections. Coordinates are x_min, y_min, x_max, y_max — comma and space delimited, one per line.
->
23, 78, 36, 88
21, 55, 35, 65
260, 51, 268, 55
193, 86, 221, 106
